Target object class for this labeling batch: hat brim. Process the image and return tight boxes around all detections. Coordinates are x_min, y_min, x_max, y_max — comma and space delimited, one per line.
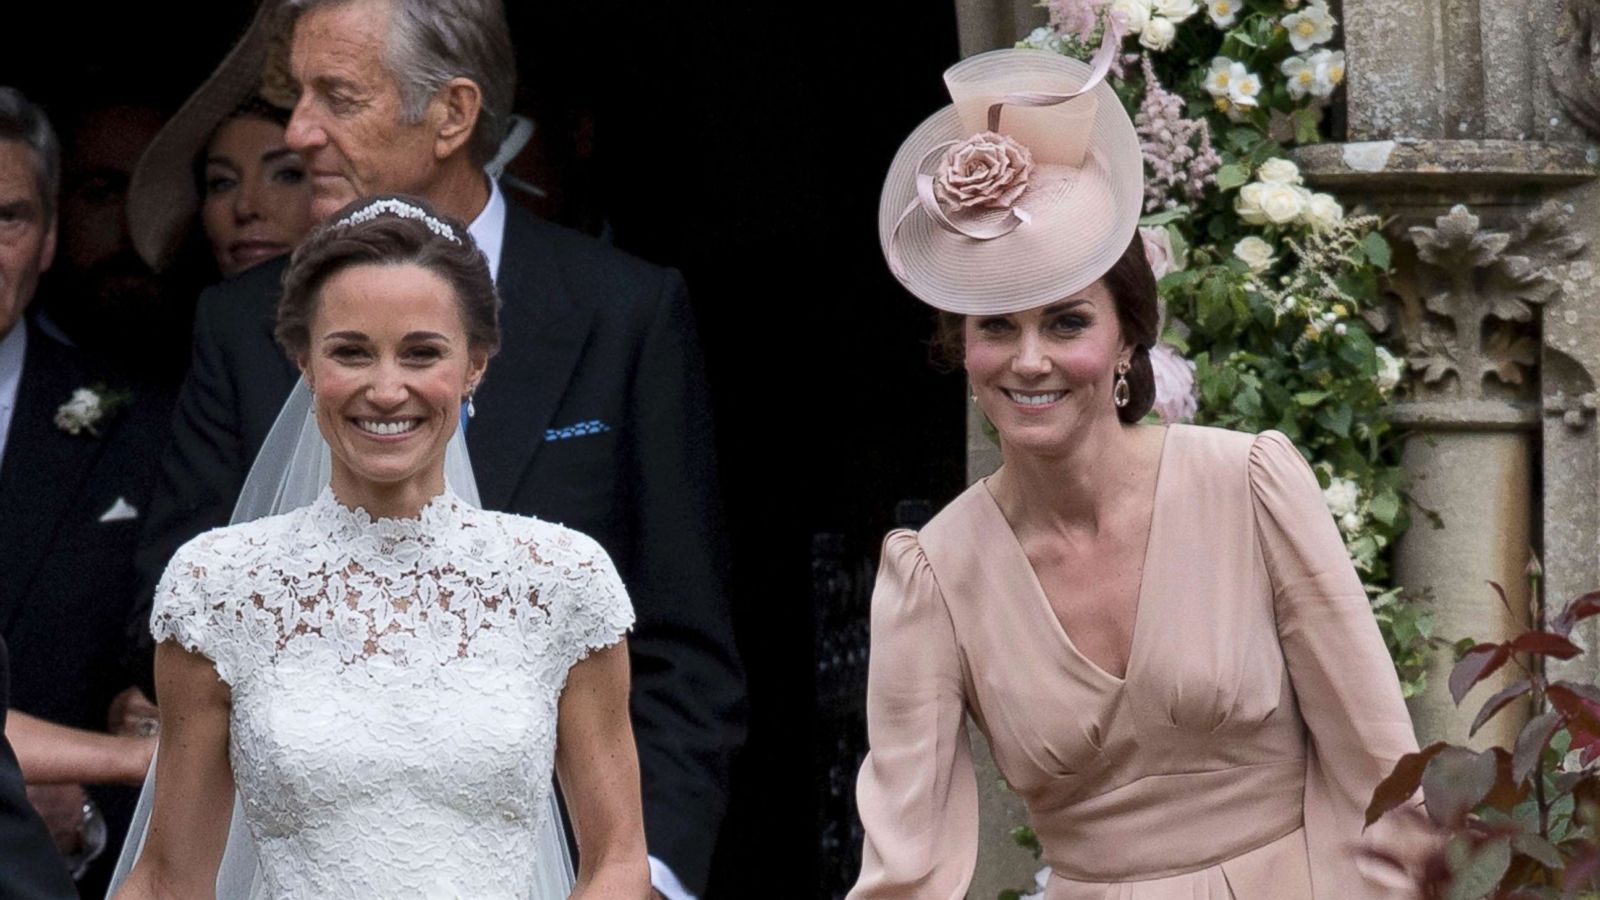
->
878, 49, 1144, 316
127, 1, 283, 272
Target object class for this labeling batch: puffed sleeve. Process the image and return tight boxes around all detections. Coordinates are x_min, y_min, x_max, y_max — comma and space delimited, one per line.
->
550, 530, 636, 673
148, 534, 238, 685
1249, 430, 1421, 899
848, 530, 978, 900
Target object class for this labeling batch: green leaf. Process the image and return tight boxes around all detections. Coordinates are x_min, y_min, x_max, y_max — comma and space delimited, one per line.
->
1315, 403, 1353, 437
1232, 385, 1264, 419
1139, 206, 1192, 226
1511, 832, 1564, 869
1294, 390, 1331, 407
1291, 107, 1321, 145
1370, 491, 1401, 527
1445, 836, 1512, 900
1215, 163, 1250, 191
1363, 231, 1393, 270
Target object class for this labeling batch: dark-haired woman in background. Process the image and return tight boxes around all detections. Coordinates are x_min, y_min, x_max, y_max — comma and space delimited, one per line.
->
849, 47, 1420, 899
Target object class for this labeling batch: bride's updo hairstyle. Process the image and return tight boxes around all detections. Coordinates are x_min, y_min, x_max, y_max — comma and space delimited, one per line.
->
931, 232, 1160, 424
275, 194, 501, 360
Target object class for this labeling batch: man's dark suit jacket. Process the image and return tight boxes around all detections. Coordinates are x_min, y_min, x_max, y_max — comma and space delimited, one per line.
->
1, 318, 173, 896
132, 201, 745, 894
0, 636, 78, 900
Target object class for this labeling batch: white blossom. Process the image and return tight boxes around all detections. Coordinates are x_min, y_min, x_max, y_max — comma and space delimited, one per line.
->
1323, 475, 1361, 518
1151, 0, 1200, 23
54, 388, 105, 436
1281, 55, 1317, 100
1282, 1, 1336, 52
1019, 25, 1068, 53
1375, 346, 1404, 394
1140, 15, 1178, 50
1110, 0, 1153, 33
1257, 181, 1306, 224
1227, 62, 1262, 107
1203, 57, 1235, 97
1304, 192, 1344, 230
1232, 235, 1277, 272
1308, 48, 1346, 98
1206, 0, 1239, 27
1256, 158, 1302, 185
1339, 511, 1364, 535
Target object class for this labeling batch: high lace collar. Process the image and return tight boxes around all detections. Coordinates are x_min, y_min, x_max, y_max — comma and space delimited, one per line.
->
307, 485, 467, 543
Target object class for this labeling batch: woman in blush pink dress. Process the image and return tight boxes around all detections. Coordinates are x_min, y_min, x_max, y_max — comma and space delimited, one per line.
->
849, 46, 1421, 900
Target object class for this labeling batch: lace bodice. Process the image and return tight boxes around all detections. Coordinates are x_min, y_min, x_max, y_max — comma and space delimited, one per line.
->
151, 488, 634, 899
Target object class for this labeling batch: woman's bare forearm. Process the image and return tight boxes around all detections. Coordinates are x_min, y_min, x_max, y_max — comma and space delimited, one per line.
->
6, 710, 153, 785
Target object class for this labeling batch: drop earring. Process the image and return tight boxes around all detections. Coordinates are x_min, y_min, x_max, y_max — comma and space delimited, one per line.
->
466, 392, 477, 419
1113, 360, 1131, 409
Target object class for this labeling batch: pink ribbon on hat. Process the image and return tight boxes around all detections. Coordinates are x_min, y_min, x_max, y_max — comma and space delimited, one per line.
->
887, 17, 1127, 283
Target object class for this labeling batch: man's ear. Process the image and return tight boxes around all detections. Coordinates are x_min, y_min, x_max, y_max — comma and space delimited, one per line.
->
432, 78, 483, 161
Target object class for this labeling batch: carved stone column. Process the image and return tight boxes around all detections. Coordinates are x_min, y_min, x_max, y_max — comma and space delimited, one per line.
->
1298, 0, 1600, 745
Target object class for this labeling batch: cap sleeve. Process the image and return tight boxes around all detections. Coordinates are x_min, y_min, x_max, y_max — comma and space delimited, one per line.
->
1248, 430, 1421, 898
547, 530, 635, 673
148, 534, 240, 685
849, 530, 977, 900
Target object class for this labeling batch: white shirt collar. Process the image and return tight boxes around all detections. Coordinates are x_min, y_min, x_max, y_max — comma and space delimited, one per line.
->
0, 322, 30, 465
467, 177, 508, 284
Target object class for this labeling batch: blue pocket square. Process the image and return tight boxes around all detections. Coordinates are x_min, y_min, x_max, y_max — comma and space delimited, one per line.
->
545, 420, 611, 442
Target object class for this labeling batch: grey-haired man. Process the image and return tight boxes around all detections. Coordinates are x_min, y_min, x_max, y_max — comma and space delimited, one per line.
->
134, 2, 745, 896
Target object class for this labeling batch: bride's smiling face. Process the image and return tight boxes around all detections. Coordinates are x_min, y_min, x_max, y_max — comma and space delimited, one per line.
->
300, 262, 486, 496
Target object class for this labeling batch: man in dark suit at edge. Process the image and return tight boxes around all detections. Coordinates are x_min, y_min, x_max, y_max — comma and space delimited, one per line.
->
130, 2, 745, 896
0, 86, 171, 895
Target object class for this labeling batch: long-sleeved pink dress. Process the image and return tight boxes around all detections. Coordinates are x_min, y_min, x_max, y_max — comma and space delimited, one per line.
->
849, 425, 1419, 899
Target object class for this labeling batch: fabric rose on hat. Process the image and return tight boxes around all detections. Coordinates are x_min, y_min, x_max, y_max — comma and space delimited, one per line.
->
935, 131, 1035, 210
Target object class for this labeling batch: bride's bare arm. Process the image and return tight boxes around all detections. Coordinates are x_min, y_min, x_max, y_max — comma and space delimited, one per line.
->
111, 641, 235, 900
556, 639, 651, 899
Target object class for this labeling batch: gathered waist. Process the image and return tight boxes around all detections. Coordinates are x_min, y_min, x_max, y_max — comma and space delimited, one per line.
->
1033, 758, 1306, 883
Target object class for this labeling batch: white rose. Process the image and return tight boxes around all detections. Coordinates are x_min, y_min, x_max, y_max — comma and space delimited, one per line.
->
1375, 346, 1404, 393
1255, 158, 1302, 185
1339, 511, 1364, 535
1235, 182, 1269, 225
1140, 15, 1178, 50
1304, 192, 1344, 230
1151, 0, 1200, 22
1139, 226, 1181, 279
1206, 0, 1239, 27
1232, 235, 1277, 273
1323, 476, 1361, 518
1110, 0, 1152, 33
1257, 182, 1306, 224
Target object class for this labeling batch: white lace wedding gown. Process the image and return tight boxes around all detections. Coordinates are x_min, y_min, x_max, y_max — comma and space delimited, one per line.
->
148, 486, 634, 899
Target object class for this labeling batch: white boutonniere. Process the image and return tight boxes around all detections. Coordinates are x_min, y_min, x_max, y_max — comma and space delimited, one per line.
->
54, 384, 132, 437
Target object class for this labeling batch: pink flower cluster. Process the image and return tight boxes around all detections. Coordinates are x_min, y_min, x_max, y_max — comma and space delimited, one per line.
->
1046, 0, 1111, 43
1134, 56, 1221, 212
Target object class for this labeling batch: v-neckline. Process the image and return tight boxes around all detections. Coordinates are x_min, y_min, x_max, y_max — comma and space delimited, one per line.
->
978, 425, 1176, 685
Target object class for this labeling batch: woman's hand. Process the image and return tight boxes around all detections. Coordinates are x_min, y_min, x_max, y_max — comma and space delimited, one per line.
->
556, 640, 652, 898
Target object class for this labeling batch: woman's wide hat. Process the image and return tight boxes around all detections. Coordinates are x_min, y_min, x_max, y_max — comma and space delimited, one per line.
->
879, 44, 1144, 316
127, 0, 295, 272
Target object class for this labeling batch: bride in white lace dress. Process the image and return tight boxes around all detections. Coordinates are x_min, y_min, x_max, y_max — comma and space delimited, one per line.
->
111, 196, 649, 899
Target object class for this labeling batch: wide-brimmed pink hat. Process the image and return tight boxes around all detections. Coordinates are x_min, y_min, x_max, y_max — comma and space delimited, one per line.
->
879, 44, 1143, 315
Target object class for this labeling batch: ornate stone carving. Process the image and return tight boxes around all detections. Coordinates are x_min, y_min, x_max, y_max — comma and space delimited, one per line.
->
1552, 0, 1600, 139
1546, 389, 1600, 429
1385, 202, 1586, 402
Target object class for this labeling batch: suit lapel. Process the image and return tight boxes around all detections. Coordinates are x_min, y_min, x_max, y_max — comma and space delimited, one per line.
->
469, 205, 595, 510
0, 323, 109, 625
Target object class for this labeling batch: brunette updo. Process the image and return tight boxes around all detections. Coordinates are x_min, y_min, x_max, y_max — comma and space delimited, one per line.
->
275, 194, 501, 361
931, 233, 1159, 424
